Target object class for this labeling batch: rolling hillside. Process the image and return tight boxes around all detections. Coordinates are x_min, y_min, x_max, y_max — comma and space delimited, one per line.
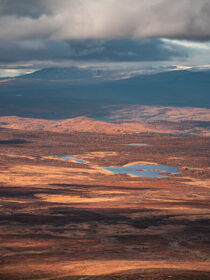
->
0, 67, 209, 118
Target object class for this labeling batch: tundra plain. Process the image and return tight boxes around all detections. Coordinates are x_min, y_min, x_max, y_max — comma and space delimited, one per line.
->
0, 116, 209, 280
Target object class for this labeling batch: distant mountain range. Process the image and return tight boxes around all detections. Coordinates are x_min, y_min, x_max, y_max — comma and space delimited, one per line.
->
0, 67, 209, 119
20, 67, 106, 81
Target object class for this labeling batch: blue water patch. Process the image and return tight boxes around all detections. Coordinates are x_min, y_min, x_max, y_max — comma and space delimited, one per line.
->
54, 156, 87, 164
128, 144, 148, 147
102, 164, 180, 178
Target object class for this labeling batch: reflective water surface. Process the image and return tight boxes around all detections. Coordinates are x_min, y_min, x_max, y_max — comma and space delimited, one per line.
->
102, 164, 180, 178
54, 156, 87, 164
128, 144, 148, 146
54, 156, 180, 178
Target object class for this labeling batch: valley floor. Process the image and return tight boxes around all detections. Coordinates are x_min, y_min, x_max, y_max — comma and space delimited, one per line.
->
0, 127, 209, 279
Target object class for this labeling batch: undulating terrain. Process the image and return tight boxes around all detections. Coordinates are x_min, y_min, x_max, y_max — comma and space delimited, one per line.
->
1, 1, 210, 279
0, 68, 210, 119
0, 114, 209, 279
0, 62, 210, 280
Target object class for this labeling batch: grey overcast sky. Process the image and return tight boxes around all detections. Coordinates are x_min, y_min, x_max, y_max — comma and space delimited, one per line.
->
0, 0, 210, 76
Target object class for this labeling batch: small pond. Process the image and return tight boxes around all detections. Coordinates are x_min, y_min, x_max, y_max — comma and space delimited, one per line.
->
128, 144, 148, 147
54, 156, 87, 164
102, 164, 180, 178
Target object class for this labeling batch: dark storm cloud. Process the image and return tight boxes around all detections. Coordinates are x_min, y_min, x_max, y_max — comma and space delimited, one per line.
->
0, 39, 187, 64
0, 0, 210, 41
0, 40, 73, 63
0, 0, 209, 68
66, 39, 188, 62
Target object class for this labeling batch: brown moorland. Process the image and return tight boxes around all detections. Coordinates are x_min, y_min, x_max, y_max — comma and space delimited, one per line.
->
0, 104, 210, 137
0, 122, 209, 280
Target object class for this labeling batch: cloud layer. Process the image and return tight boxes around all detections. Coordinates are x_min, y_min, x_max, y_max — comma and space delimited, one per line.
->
1, 0, 210, 41
1, 0, 210, 74
0, 39, 187, 64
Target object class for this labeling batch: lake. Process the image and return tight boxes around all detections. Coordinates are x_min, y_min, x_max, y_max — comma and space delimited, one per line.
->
102, 163, 180, 178
53, 155, 180, 178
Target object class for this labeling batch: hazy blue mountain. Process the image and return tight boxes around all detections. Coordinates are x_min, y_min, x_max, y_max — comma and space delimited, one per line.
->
20, 67, 104, 81
0, 67, 209, 118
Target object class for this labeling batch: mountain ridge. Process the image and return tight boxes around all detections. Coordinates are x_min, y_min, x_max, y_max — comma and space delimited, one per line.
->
0, 67, 210, 119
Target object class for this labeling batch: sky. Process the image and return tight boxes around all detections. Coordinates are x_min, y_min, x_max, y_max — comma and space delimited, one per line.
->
0, 0, 210, 77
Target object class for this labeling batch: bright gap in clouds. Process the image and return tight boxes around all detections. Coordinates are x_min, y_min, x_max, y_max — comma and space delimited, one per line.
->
0, 69, 34, 78
162, 39, 210, 50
